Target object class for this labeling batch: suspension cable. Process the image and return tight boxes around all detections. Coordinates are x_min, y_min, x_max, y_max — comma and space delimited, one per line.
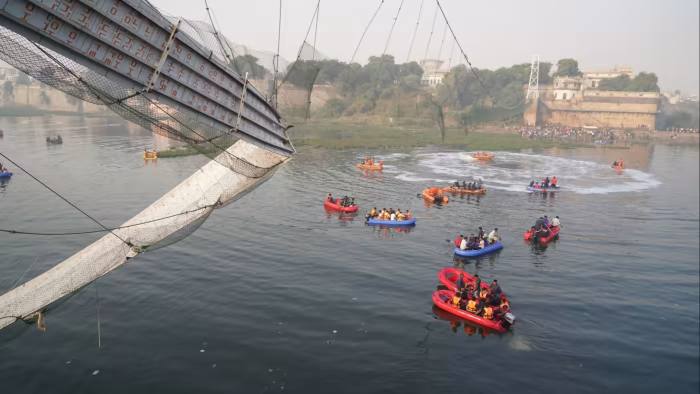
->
350, 0, 385, 63
0, 152, 131, 246
383, 0, 405, 56
272, 0, 282, 107
0, 204, 218, 236
406, 0, 424, 62
422, 3, 438, 61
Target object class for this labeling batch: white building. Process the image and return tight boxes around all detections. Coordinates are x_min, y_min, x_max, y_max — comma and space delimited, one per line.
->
419, 59, 448, 87
552, 76, 582, 100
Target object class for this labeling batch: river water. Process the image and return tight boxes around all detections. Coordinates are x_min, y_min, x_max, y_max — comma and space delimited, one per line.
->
0, 116, 698, 393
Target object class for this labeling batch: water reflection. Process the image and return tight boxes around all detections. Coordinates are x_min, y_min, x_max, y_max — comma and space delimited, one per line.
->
432, 306, 503, 339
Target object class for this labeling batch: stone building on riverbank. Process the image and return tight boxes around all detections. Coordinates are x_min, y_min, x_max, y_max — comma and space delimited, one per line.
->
524, 67, 660, 130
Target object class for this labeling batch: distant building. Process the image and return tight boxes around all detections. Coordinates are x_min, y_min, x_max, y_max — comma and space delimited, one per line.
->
527, 66, 660, 130
582, 66, 633, 89
0, 65, 19, 82
419, 59, 448, 87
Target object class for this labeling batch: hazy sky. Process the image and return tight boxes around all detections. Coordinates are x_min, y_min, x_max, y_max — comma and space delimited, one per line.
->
151, 0, 699, 95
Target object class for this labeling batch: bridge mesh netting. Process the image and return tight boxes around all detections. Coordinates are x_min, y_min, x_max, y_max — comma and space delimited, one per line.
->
0, 3, 291, 330
0, 20, 284, 178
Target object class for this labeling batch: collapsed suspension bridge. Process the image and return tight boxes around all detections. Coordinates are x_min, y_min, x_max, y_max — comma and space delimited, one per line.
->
0, 0, 293, 331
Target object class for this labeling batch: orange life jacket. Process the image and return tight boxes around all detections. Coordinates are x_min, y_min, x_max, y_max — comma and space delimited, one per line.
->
483, 306, 494, 320
500, 300, 510, 311
480, 289, 489, 300
466, 300, 477, 312
452, 295, 461, 307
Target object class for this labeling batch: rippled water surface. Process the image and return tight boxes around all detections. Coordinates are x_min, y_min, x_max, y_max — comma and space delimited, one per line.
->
0, 117, 698, 393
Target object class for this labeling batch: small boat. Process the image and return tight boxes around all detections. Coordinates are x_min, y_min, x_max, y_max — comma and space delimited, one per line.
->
422, 187, 448, 203
472, 152, 494, 161
323, 199, 359, 213
454, 241, 503, 258
367, 217, 416, 227
144, 150, 158, 160
356, 161, 383, 171
46, 135, 63, 144
527, 185, 560, 193
0, 171, 12, 179
432, 290, 514, 333
438, 267, 491, 292
442, 186, 486, 195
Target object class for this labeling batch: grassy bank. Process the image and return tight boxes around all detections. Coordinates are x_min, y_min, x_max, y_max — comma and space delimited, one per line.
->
288, 120, 586, 151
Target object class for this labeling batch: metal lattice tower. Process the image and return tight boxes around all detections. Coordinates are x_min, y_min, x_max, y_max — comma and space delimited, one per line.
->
526, 55, 540, 100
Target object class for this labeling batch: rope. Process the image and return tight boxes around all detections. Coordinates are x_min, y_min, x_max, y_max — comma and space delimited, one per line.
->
383, 0, 405, 56
0, 152, 131, 247
10, 257, 39, 290
0, 204, 218, 236
277, 1, 320, 90
422, 3, 439, 61
406, 0, 424, 62
350, 0, 385, 63
434, 0, 525, 111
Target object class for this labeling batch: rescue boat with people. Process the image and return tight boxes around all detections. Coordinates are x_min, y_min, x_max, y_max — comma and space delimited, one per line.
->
453, 241, 503, 258
524, 225, 560, 244
324, 199, 359, 213
356, 161, 383, 171
143, 150, 158, 160
422, 187, 449, 203
367, 217, 416, 227
442, 186, 486, 195
471, 151, 494, 161
527, 185, 560, 193
432, 290, 514, 333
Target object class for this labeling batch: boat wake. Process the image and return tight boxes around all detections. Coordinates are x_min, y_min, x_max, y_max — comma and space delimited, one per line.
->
377, 151, 661, 195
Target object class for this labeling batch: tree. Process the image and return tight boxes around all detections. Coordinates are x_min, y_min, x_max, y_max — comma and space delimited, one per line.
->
232, 55, 267, 79
554, 58, 581, 77
598, 72, 659, 92
2, 81, 14, 104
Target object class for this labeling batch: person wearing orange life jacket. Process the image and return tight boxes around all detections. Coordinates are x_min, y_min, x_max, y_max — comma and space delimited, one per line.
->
466, 296, 478, 313
479, 288, 490, 302
551, 176, 558, 187
482, 305, 494, 320
451, 291, 461, 308
499, 295, 510, 312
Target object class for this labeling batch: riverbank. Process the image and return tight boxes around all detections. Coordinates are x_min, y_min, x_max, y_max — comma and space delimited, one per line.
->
288, 120, 588, 150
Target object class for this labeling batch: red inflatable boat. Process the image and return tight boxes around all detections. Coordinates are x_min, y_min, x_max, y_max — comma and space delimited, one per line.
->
432, 290, 512, 333
438, 267, 491, 292
524, 225, 560, 245
323, 199, 359, 213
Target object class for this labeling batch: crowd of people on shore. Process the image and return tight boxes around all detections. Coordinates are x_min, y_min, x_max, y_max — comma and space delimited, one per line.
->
663, 127, 699, 134
528, 176, 558, 189
451, 273, 510, 320
366, 207, 412, 221
516, 125, 624, 143
327, 193, 356, 207
454, 227, 500, 250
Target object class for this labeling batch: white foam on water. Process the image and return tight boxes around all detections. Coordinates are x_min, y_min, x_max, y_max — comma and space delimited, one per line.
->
390, 151, 661, 195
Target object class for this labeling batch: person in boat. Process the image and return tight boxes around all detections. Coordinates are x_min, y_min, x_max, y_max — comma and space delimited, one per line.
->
473, 274, 481, 299
551, 215, 561, 227
551, 176, 558, 187
461, 180, 467, 189
477, 227, 485, 240
478, 238, 486, 249
390, 209, 397, 221
451, 291, 462, 308
466, 294, 479, 314
459, 236, 469, 251
396, 209, 406, 221
499, 295, 510, 313
544, 177, 550, 188
543, 215, 550, 226
405, 209, 412, 219
466, 234, 478, 250
453, 181, 460, 188
368, 207, 378, 218
487, 228, 500, 243
456, 272, 466, 291
490, 280, 502, 299
476, 179, 483, 189
535, 217, 545, 229
529, 180, 535, 188
454, 234, 464, 248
